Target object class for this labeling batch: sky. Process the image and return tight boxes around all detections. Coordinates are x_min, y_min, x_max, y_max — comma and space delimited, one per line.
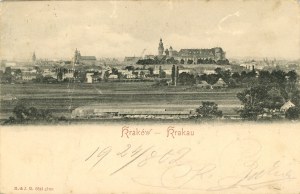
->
0, 0, 299, 61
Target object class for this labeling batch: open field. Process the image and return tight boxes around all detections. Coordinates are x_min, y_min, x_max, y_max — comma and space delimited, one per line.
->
0, 82, 243, 120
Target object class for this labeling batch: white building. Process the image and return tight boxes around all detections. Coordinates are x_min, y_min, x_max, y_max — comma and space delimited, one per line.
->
42, 69, 57, 79
22, 72, 36, 81
179, 69, 191, 74
63, 72, 74, 79
203, 69, 216, 75
119, 69, 135, 79
86, 72, 94, 83
108, 74, 118, 79
280, 101, 295, 112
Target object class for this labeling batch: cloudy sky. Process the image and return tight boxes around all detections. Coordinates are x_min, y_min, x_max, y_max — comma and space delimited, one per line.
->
0, 0, 299, 61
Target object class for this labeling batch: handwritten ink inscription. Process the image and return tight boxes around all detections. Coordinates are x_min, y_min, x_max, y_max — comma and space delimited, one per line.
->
84, 138, 299, 191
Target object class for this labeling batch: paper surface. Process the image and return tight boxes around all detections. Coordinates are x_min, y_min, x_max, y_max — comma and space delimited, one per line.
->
1, 0, 300, 194
1, 123, 300, 194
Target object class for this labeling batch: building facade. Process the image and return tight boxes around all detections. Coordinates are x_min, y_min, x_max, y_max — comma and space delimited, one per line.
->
73, 48, 97, 65
157, 39, 227, 64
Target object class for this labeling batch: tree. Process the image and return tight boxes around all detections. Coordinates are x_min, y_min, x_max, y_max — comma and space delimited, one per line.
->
13, 104, 28, 121
287, 70, 298, 83
3, 67, 13, 83
117, 72, 123, 80
196, 101, 223, 118
57, 72, 63, 81
35, 73, 44, 83
241, 71, 247, 79
38, 109, 53, 121
171, 65, 176, 85
4, 67, 12, 75
112, 68, 119, 75
237, 85, 285, 120
73, 70, 79, 78
247, 69, 257, 78
286, 70, 298, 93
231, 72, 241, 84
103, 71, 110, 82
271, 70, 286, 87
178, 72, 195, 85
216, 59, 230, 65
166, 57, 178, 64
176, 66, 179, 84
159, 66, 166, 78
222, 70, 231, 83
197, 58, 203, 64
285, 107, 300, 120
27, 107, 38, 120
237, 85, 266, 120
214, 68, 231, 83
227, 78, 237, 88
232, 72, 240, 80
125, 66, 135, 71
291, 89, 300, 107
206, 74, 220, 85
266, 87, 285, 109
148, 67, 154, 76
15, 69, 22, 79
199, 73, 208, 81
11, 104, 54, 123
4, 116, 16, 124
140, 71, 145, 78
187, 59, 194, 64
215, 67, 222, 75
258, 70, 272, 85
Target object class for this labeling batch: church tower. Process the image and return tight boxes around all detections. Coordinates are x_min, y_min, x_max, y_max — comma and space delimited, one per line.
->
74, 48, 80, 64
158, 38, 164, 56
32, 52, 36, 62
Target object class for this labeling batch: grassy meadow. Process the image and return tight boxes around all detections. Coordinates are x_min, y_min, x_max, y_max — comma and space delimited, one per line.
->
0, 82, 243, 120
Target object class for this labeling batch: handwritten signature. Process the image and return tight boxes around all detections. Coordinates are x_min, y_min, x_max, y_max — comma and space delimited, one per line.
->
84, 139, 298, 191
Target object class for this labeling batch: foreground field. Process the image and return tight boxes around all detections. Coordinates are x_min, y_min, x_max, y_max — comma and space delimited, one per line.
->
0, 82, 243, 120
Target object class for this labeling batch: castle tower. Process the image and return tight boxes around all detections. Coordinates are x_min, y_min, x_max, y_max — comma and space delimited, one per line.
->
165, 49, 169, 56
32, 52, 36, 62
158, 38, 164, 56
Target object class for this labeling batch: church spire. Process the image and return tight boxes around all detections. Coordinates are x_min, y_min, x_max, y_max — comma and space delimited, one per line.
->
158, 38, 164, 56
32, 52, 36, 62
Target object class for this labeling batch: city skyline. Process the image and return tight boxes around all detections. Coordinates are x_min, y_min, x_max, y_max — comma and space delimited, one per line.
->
0, 1, 299, 61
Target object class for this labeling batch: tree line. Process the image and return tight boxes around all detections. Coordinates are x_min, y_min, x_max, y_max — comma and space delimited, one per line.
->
237, 70, 299, 120
136, 57, 229, 65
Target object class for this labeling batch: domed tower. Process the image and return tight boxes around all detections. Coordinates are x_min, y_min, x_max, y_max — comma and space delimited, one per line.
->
158, 38, 164, 56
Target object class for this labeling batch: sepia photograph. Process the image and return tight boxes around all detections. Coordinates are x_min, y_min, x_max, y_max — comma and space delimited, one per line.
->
0, 0, 300, 194
0, 0, 299, 124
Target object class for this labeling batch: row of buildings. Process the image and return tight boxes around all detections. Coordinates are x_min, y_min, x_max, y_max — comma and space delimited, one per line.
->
71, 100, 296, 120
157, 38, 226, 61
125, 38, 227, 65
72, 106, 194, 119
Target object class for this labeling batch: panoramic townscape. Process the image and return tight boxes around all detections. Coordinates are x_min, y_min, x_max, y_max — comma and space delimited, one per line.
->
2, 2, 300, 194
1, 37, 300, 124
0, 1, 299, 124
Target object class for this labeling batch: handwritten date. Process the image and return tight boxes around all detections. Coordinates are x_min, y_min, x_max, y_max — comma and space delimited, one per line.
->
84, 141, 298, 192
